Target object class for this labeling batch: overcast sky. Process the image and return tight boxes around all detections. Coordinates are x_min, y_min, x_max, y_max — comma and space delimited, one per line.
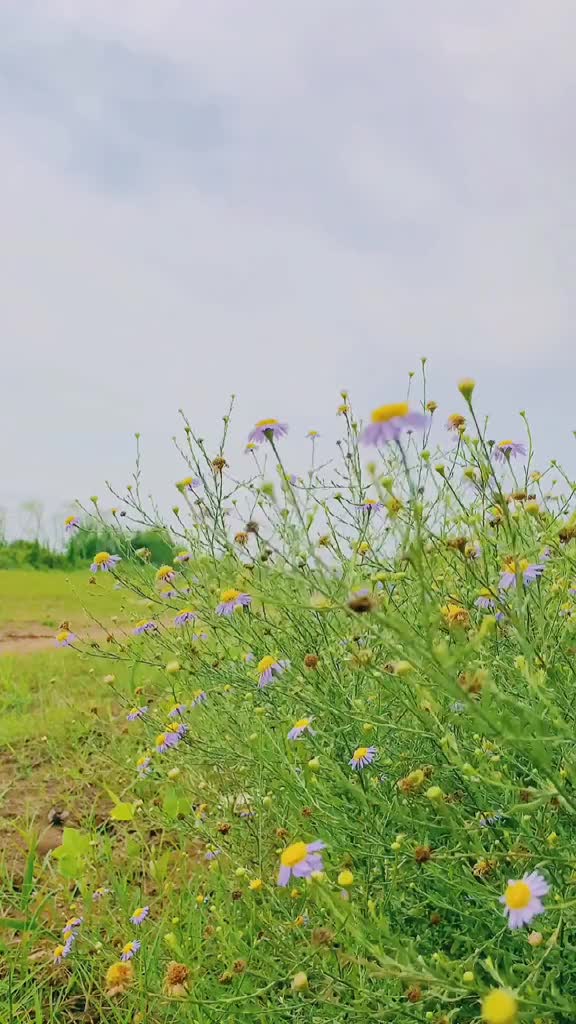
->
1, 1, 575, 539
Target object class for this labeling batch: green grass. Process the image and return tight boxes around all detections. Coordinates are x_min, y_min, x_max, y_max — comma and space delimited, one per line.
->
0, 569, 128, 629
3, 385, 576, 1022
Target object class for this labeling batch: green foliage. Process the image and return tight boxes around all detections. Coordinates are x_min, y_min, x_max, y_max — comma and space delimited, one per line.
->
0, 539, 68, 569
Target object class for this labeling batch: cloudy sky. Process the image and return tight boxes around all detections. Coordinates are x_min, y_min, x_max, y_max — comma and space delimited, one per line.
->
1, 1, 575, 538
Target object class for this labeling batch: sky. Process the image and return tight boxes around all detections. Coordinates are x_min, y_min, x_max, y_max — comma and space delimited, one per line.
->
1, 1, 575, 540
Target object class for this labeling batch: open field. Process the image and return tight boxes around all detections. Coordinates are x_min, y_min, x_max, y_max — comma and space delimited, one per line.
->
2, 396, 576, 1023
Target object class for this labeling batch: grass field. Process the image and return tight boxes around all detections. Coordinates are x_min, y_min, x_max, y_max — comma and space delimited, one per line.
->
2, 389, 576, 1023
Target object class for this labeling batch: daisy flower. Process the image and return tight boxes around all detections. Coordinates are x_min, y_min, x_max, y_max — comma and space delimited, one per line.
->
248, 418, 289, 444
257, 655, 289, 688
64, 515, 80, 533
130, 906, 150, 926
215, 588, 252, 616
475, 589, 497, 610
499, 558, 545, 591
156, 565, 176, 584
168, 720, 188, 739
174, 550, 192, 563
349, 746, 378, 770
92, 887, 111, 900
136, 754, 152, 778
54, 938, 74, 963
493, 440, 527, 462
177, 476, 201, 491
360, 403, 428, 446
307, 430, 320, 439
277, 840, 326, 886
121, 940, 141, 961
288, 717, 316, 741
174, 608, 198, 626
155, 731, 179, 754
191, 689, 207, 707
90, 552, 121, 573
360, 499, 384, 513
500, 872, 549, 929
62, 916, 83, 937
168, 703, 187, 718
132, 619, 158, 636
160, 585, 179, 599
127, 706, 148, 721
55, 630, 76, 647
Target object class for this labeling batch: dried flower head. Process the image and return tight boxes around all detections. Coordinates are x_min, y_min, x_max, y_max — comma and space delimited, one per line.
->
163, 961, 190, 998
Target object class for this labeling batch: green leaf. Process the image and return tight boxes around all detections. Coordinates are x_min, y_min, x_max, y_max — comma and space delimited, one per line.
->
0, 918, 30, 932
110, 802, 136, 822
21, 844, 36, 912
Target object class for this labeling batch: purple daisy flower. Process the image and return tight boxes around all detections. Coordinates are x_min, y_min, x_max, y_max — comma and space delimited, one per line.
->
121, 940, 141, 961
287, 717, 316, 741
127, 706, 148, 721
168, 721, 188, 739
92, 887, 111, 900
64, 515, 80, 534
155, 731, 180, 754
248, 418, 289, 444
160, 586, 179, 600
130, 906, 150, 926
54, 936, 74, 963
174, 550, 192, 563
475, 590, 497, 610
205, 848, 222, 861
156, 565, 176, 584
493, 440, 527, 463
257, 656, 289, 688
168, 703, 187, 718
178, 476, 201, 491
132, 620, 158, 636
136, 755, 152, 778
90, 552, 121, 573
360, 499, 384, 513
499, 558, 545, 591
277, 840, 326, 887
191, 689, 207, 707
174, 608, 198, 626
55, 630, 76, 647
216, 589, 252, 616
361, 403, 428, 446
349, 746, 378, 770
500, 872, 549, 929
62, 916, 83, 936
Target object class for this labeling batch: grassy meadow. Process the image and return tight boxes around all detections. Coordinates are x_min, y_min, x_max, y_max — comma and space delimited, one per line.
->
2, 382, 576, 1023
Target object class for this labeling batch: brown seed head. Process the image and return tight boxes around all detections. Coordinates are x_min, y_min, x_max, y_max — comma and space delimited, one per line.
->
304, 653, 319, 669
414, 845, 433, 864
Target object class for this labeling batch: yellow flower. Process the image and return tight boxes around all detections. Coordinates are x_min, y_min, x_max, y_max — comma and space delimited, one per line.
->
249, 878, 263, 892
481, 988, 518, 1024
105, 961, 134, 997
441, 603, 470, 628
458, 378, 476, 401
156, 565, 174, 581
370, 402, 409, 422
447, 413, 466, 431
281, 842, 308, 868
337, 869, 354, 888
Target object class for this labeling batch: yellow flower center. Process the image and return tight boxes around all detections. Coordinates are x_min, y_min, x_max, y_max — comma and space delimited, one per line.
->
123, 942, 135, 954
54, 944, 65, 958
294, 718, 310, 729
371, 402, 409, 423
281, 841, 308, 868
504, 880, 531, 910
94, 551, 110, 565
364, 499, 378, 506
503, 558, 529, 575
255, 418, 279, 428
64, 515, 76, 525
156, 733, 167, 746
56, 630, 70, 642
481, 988, 518, 1024
156, 565, 173, 579
257, 655, 276, 672
353, 746, 369, 760
133, 907, 145, 917
448, 413, 466, 428
499, 439, 513, 448
220, 588, 240, 602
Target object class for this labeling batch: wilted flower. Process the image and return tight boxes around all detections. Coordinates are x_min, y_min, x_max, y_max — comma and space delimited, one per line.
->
248, 419, 288, 444
277, 840, 326, 886
361, 403, 428, 446
446, 413, 466, 432
349, 746, 378, 770
90, 552, 121, 573
174, 608, 198, 626
121, 940, 141, 961
500, 872, 549, 929
105, 961, 134, 997
216, 588, 252, 616
164, 960, 190, 998
257, 655, 288, 688
499, 558, 545, 591
130, 906, 150, 926
287, 717, 315, 740
55, 630, 76, 647
64, 515, 80, 533
127, 706, 148, 721
493, 440, 527, 462
132, 619, 158, 636
441, 603, 470, 628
